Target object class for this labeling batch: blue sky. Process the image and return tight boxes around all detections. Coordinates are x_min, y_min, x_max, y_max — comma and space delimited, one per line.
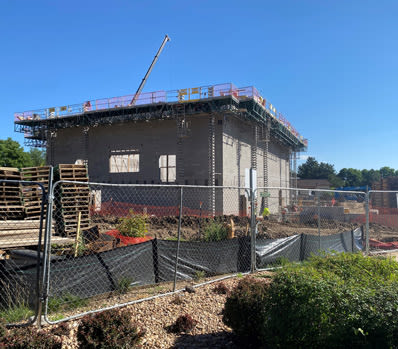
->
1, 0, 397, 172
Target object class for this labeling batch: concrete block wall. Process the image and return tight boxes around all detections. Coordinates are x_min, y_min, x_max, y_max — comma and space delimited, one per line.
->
48, 113, 292, 216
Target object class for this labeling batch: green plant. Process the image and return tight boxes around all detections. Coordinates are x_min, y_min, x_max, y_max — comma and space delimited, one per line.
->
47, 293, 88, 313
223, 253, 398, 348
193, 270, 205, 281
168, 313, 198, 333
116, 276, 134, 295
117, 210, 147, 238
202, 221, 228, 242
0, 327, 62, 348
0, 305, 34, 324
77, 309, 145, 348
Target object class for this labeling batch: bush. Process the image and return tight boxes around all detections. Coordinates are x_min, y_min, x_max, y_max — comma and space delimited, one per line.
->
50, 322, 70, 337
117, 210, 147, 238
203, 221, 228, 242
0, 327, 62, 348
77, 309, 144, 348
168, 314, 198, 333
213, 282, 229, 295
222, 277, 269, 346
223, 253, 398, 348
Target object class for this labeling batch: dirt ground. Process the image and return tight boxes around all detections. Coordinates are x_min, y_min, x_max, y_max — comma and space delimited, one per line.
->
91, 214, 365, 240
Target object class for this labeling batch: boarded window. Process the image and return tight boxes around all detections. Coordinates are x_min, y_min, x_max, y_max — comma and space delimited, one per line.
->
159, 155, 176, 182
109, 150, 139, 173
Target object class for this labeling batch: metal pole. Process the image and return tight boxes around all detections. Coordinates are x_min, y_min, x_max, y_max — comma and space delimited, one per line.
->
250, 169, 256, 273
317, 191, 321, 251
41, 167, 54, 322
365, 189, 370, 255
173, 187, 183, 292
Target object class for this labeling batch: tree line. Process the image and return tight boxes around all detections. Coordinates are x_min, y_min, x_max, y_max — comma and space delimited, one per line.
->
0, 138, 46, 168
298, 157, 397, 188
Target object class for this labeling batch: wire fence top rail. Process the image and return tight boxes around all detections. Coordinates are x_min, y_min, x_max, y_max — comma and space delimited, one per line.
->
14, 82, 307, 146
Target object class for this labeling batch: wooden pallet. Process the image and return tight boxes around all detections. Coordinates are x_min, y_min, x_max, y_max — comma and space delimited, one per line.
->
0, 168, 24, 220
54, 164, 91, 237
21, 166, 51, 219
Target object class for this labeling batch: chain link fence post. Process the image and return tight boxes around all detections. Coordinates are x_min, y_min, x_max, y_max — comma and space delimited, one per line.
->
365, 189, 370, 255
173, 186, 183, 292
42, 168, 55, 323
250, 178, 256, 273
317, 190, 321, 251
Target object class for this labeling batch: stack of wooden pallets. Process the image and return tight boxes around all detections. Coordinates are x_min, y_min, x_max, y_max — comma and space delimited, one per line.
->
21, 166, 51, 220
55, 164, 90, 237
0, 167, 24, 220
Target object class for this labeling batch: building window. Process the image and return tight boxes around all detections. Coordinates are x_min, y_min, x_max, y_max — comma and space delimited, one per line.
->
109, 150, 139, 173
159, 155, 176, 182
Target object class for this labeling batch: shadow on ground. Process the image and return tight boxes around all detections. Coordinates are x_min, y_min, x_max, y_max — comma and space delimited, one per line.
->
172, 331, 239, 348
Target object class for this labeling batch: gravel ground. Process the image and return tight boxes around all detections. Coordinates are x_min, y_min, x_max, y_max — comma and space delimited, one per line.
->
51, 275, 258, 348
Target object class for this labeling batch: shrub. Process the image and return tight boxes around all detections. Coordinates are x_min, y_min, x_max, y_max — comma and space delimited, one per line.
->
50, 322, 70, 337
169, 314, 198, 333
223, 253, 398, 348
203, 221, 228, 242
1, 327, 62, 348
222, 277, 269, 346
77, 309, 144, 348
117, 210, 147, 238
193, 270, 205, 281
213, 282, 229, 295
170, 295, 184, 305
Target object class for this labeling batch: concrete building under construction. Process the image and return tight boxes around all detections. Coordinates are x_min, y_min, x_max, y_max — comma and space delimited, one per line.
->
14, 83, 307, 213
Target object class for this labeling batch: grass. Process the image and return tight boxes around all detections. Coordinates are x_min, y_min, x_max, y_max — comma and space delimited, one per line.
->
116, 277, 134, 295
0, 304, 34, 323
47, 293, 89, 313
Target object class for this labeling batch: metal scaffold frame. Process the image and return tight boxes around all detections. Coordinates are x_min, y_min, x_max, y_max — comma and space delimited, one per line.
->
14, 83, 308, 152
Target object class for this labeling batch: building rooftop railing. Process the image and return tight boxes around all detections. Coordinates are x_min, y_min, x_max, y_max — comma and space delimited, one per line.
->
14, 83, 307, 147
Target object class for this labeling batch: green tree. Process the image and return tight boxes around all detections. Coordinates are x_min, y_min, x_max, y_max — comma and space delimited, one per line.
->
328, 174, 344, 188
380, 166, 395, 178
338, 168, 362, 187
361, 169, 381, 187
0, 138, 32, 168
298, 157, 336, 179
28, 148, 46, 167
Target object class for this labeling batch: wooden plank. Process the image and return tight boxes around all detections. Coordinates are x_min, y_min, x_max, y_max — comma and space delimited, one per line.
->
0, 236, 73, 248
0, 228, 55, 236
0, 220, 42, 228
0, 167, 19, 172
21, 166, 51, 171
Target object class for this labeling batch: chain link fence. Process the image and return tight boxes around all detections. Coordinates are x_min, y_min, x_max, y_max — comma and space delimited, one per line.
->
1, 178, 376, 325
0, 180, 47, 326
254, 187, 365, 269
368, 190, 398, 253
44, 183, 253, 323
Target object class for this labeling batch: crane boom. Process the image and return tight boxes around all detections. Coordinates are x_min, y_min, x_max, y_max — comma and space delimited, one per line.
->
130, 34, 170, 106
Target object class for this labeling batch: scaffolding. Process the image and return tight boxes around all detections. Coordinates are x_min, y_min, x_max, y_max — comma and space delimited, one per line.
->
14, 83, 308, 153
